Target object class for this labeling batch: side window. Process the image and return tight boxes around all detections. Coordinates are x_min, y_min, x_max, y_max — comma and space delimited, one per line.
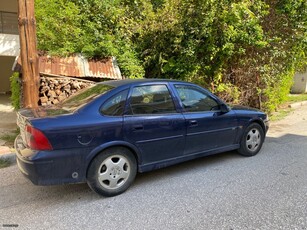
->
175, 85, 219, 112
130, 85, 176, 115
100, 90, 128, 116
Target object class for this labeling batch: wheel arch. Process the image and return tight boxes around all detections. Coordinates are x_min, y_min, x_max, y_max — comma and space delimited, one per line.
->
86, 141, 142, 175
236, 118, 266, 144
249, 118, 266, 136
237, 118, 266, 156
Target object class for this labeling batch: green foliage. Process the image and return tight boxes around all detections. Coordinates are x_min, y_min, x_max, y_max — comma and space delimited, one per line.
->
0, 159, 10, 169
270, 108, 293, 122
0, 130, 19, 147
136, 0, 269, 81
287, 93, 307, 103
10, 72, 21, 110
35, 0, 83, 54
34, 0, 307, 112
262, 71, 294, 113
35, 0, 144, 78
215, 83, 241, 104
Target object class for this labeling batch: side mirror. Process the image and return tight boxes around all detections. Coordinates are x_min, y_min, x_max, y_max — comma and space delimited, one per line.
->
220, 104, 229, 113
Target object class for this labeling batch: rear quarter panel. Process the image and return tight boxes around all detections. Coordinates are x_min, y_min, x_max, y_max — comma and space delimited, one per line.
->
30, 113, 124, 150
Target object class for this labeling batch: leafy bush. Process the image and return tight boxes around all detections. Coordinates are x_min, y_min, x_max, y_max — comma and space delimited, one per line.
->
35, 0, 144, 78
0, 159, 11, 169
262, 71, 294, 113
215, 83, 241, 105
34, 0, 307, 112
10, 72, 21, 110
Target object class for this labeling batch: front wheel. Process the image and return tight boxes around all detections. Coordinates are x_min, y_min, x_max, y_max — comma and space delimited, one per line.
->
237, 123, 264, 157
87, 147, 137, 197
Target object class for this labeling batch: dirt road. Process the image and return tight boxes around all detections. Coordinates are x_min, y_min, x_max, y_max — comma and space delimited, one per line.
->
0, 94, 16, 153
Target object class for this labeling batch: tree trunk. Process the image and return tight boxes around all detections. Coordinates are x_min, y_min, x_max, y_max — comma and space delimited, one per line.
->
18, 0, 39, 108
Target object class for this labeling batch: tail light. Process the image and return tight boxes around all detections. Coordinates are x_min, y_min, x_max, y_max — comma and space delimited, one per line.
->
25, 125, 53, 150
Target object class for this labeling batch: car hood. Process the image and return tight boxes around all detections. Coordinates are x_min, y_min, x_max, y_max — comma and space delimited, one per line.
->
230, 105, 261, 112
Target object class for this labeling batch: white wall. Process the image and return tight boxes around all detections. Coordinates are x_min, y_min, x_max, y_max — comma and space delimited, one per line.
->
291, 71, 307, 94
0, 34, 20, 56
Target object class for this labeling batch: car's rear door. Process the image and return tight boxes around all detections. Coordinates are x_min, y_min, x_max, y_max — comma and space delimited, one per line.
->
173, 84, 238, 155
123, 84, 185, 165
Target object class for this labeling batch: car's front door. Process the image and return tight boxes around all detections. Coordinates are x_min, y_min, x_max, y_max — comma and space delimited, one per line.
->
123, 84, 185, 165
174, 84, 238, 155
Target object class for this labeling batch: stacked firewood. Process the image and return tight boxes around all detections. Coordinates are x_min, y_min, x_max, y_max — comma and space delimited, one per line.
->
39, 76, 94, 106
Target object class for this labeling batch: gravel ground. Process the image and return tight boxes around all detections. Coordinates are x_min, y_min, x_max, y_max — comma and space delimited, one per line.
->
0, 94, 16, 155
0, 94, 16, 132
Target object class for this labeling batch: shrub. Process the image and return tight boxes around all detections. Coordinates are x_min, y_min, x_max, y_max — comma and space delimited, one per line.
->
10, 72, 21, 110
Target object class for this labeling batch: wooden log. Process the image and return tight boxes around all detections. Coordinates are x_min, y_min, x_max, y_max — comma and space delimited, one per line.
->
58, 94, 66, 101
55, 89, 61, 96
40, 96, 48, 103
52, 99, 59, 105
47, 90, 57, 98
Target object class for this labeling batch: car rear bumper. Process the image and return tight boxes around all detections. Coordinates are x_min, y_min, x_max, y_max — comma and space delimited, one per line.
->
14, 135, 87, 185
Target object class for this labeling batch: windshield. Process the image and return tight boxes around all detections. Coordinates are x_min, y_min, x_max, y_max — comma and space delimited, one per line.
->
60, 84, 114, 112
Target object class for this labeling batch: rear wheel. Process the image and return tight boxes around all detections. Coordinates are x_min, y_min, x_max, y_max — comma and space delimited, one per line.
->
238, 123, 264, 157
87, 147, 137, 197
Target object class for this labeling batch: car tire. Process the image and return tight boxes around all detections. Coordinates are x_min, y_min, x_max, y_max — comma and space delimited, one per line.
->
237, 123, 264, 157
87, 147, 137, 197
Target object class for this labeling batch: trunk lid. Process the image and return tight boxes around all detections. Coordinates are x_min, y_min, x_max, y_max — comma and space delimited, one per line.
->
17, 107, 71, 145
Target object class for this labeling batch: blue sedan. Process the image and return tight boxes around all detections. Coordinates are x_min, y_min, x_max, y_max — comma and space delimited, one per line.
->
15, 79, 269, 196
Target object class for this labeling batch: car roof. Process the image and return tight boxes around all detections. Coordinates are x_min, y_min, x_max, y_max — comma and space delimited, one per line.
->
100, 78, 185, 88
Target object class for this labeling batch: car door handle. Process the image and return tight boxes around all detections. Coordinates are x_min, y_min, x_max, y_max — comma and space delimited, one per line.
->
189, 120, 198, 127
132, 125, 144, 131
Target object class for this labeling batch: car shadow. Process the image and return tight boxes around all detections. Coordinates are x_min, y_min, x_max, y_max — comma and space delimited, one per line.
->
265, 133, 307, 144
43, 150, 241, 197
133, 150, 241, 187
3, 150, 242, 205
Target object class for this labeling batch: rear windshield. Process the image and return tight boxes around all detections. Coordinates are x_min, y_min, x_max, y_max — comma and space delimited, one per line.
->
60, 84, 114, 112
